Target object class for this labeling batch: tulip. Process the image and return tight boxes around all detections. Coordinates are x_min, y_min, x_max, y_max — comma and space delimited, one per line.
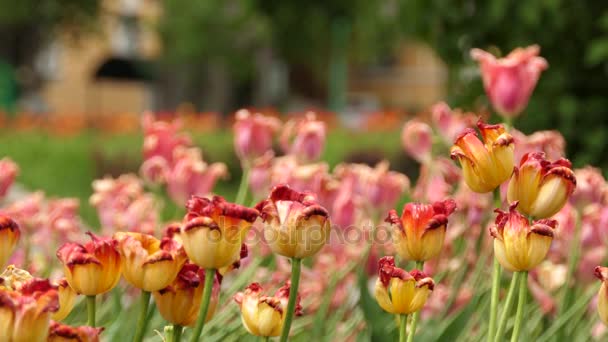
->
401, 120, 433, 164
153, 263, 219, 333
450, 121, 515, 193
141, 112, 191, 165
595, 266, 608, 325
490, 203, 557, 272
0, 265, 32, 291
47, 321, 104, 342
181, 196, 259, 270
386, 199, 457, 262
256, 184, 331, 259
52, 279, 77, 321
507, 152, 576, 219
470, 45, 548, 118
114, 232, 187, 292
0, 278, 59, 342
234, 282, 302, 337
0, 157, 19, 199
571, 166, 607, 209
233, 109, 281, 164
431, 102, 476, 144
0, 215, 20, 269
280, 112, 326, 162
374, 256, 434, 314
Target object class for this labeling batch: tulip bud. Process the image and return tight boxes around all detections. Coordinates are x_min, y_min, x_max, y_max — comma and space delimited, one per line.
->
401, 120, 433, 164
374, 256, 434, 314
490, 203, 557, 272
0, 215, 20, 269
51, 279, 77, 321
153, 263, 220, 327
451, 121, 515, 193
386, 199, 457, 262
48, 321, 104, 342
595, 266, 608, 325
233, 282, 302, 337
181, 196, 259, 269
507, 152, 576, 219
233, 110, 281, 165
256, 184, 331, 259
114, 232, 187, 292
56, 232, 122, 295
280, 112, 326, 162
0, 158, 19, 199
470, 45, 548, 118
0, 278, 59, 342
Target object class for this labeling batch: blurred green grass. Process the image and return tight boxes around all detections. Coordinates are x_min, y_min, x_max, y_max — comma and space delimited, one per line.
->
0, 128, 407, 225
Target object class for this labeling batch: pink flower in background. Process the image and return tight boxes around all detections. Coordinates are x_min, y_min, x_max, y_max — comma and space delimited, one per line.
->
166, 147, 228, 206
331, 176, 358, 229
0, 157, 19, 199
140, 156, 171, 185
401, 120, 433, 163
571, 167, 607, 208
413, 157, 461, 203
471, 45, 548, 118
233, 109, 281, 164
90, 174, 159, 235
142, 112, 191, 164
512, 129, 566, 162
281, 112, 326, 162
248, 151, 275, 200
431, 102, 476, 144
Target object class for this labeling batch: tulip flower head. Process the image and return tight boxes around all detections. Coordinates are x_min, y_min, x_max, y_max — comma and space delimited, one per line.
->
56, 232, 122, 295
374, 256, 434, 314
0, 278, 59, 342
51, 278, 76, 321
471, 45, 548, 118
233, 282, 302, 337
386, 199, 457, 262
0, 157, 19, 199
280, 112, 326, 162
256, 184, 331, 259
114, 232, 187, 292
233, 110, 281, 165
0, 265, 33, 291
507, 152, 576, 219
595, 266, 608, 325
451, 121, 515, 193
48, 321, 104, 342
181, 196, 259, 269
0, 215, 20, 269
490, 203, 557, 272
401, 120, 433, 164
153, 263, 220, 327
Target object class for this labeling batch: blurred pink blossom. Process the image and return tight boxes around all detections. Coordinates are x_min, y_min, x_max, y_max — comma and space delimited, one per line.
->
248, 151, 275, 200
233, 109, 280, 164
471, 45, 548, 118
571, 167, 607, 209
141, 112, 191, 165
413, 157, 461, 203
401, 120, 433, 163
512, 129, 566, 162
0, 157, 19, 199
431, 102, 476, 144
281, 112, 326, 162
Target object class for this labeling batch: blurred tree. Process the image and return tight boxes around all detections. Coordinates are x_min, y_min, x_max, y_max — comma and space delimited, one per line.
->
0, 0, 99, 112
399, 0, 608, 170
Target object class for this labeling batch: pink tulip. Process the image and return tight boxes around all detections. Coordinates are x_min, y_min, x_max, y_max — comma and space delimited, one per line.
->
431, 102, 476, 144
512, 129, 566, 162
281, 112, 326, 162
401, 120, 433, 163
0, 158, 19, 199
571, 167, 607, 209
233, 109, 280, 164
471, 45, 548, 118
141, 112, 191, 164
248, 152, 275, 200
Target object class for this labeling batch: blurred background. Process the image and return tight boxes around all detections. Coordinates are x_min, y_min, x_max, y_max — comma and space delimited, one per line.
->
1, 0, 608, 222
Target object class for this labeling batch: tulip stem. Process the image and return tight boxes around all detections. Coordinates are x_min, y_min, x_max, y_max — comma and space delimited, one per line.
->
510, 272, 527, 342
235, 166, 250, 205
133, 291, 152, 342
399, 314, 408, 342
488, 257, 502, 342
172, 325, 183, 342
493, 271, 520, 342
86, 295, 96, 327
190, 268, 216, 342
280, 258, 302, 342
406, 261, 424, 342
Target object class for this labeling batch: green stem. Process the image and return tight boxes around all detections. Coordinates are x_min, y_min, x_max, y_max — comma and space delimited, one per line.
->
493, 272, 520, 342
190, 268, 216, 342
488, 257, 502, 342
280, 258, 302, 342
510, 272, 528, 342
235, 166, 250, 205
399, 314, 408, 342
406, 261, 424, 342
173, 324, 183, 342
133, 291, 152, 342
86, 295, 96, 327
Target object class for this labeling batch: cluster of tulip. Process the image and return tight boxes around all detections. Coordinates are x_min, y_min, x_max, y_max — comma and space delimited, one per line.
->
1, 43, 608, 342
